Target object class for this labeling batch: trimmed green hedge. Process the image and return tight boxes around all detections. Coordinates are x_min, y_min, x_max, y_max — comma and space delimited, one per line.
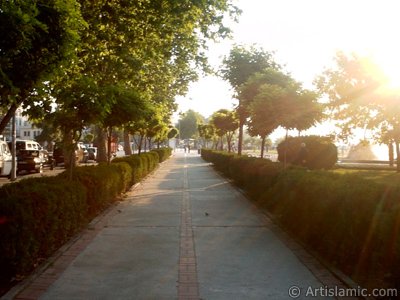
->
277, 135, 338, 169
201, 149, 236, 176
0, 151, 169, 292
58, 162, 132, 219
111, 149, 171, 185
201, 149, 400, 289
0, 177, 87, 282
112, 154, 146, 185
151, 147, 172, 163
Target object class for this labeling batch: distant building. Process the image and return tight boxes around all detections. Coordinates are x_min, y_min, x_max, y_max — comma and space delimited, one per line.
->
2, 108, 42, 141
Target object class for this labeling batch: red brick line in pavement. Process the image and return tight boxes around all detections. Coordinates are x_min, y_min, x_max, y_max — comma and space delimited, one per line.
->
177, 162, 200, 300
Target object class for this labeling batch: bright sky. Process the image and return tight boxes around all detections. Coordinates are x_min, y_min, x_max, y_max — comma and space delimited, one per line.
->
174, 0, 400, 155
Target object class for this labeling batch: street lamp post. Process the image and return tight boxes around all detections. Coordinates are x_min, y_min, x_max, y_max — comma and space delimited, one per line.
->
10, 112, 16, 181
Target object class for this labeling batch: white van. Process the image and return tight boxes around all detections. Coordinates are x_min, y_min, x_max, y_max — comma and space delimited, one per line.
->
7, 139, 43, 174
0, 140, 12, 177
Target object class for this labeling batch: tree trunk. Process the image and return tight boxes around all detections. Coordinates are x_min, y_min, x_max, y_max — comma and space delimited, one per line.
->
0, 103, 18, 135
107, 126, 113, 164
95, 126, 108, 163
227, 134, 232, 152
260, 135, 266, 158
123, 129, 132, 155
396, 141, 400, 173
238, 119, 244, 155
388, 141, 394, 167
134, 135, 144, 155
284, 129, 289, 168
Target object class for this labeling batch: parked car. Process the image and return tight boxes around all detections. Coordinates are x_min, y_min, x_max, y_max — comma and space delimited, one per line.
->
7, 140, 43, 174
53, 142, 89, 166
87, 147, 97, 161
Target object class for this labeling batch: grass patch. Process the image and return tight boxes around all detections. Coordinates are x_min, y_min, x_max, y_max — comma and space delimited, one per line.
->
332, 168, 400, 186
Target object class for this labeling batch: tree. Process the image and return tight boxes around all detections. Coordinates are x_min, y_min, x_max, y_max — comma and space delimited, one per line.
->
210, 109, 239, 152
315, 51, 400, 170
177, 110, 205, 139
247, 66, 321, 161
198, 124, 215, 148
314, 52, 383, 140
168, 127, 179, 140
247, 84, 285, 158
370, 93, 400, 170
0, 0, 84, 134
21, 0, 238, 167
220, 45, 281, 155
101, 87, 150, 162
243, 69, 321, 158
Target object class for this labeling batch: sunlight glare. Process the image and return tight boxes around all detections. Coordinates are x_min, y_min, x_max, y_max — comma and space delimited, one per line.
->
372, 144, 389, 161
375, 54, 400, 90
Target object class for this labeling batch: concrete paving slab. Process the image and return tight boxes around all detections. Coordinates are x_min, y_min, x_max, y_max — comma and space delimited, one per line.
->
195, 227, 326, 299
191, 195, 265, 227
41, 227, 179, 300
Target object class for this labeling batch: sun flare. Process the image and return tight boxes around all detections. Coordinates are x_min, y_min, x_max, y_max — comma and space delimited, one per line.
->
375, 54, 400, 90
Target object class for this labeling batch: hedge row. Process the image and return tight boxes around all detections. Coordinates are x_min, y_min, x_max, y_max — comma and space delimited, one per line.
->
151, 147, 173, 163
0, 148, 171, 291
201, 149, 400, 289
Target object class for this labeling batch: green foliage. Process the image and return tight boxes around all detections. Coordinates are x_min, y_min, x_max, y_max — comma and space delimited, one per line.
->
210, 109, 238, 152
243, 69, 322, 135
167, 127, 179, 139
201, 149, 283, 194
220, 45, 281, 154
315, 51, 400, 171
112, 155, 144, 185
0, 0, 85, 133
201, 149, 236, 176
58, 163, 129, 218
0, 177, 87, 279
277, 136, 338, 169
112, 151, 160, 182
265, 170, 400, 287
177, 110, 205, 139
220, 45, 281, 90
151, 148, 172, 163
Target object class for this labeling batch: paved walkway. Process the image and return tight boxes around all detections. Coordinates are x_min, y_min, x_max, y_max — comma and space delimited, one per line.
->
6, 152, 351, 300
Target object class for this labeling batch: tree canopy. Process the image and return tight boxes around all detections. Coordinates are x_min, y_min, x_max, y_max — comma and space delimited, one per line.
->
220, 45, 281, 155
315, 51, 400, 170
177, 110, 205, 140
0, 0, 239, 166
0, 0, 85, 133
210, 109, 238, 152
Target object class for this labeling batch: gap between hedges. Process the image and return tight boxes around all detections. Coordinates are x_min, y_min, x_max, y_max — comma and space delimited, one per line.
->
0, 148, 172, 296
201, 149, 400, 292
